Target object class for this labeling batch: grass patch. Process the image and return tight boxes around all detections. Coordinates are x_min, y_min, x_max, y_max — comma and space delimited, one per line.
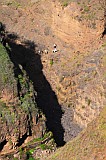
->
102, 42, 106, 48
63, 1, 68, 7
50, 59, 54, 66
83, 5, 90, 12
28, 131, 53, 145
59, 0, 73, 7
0, 43, 12, 85
40, 143, 49, 150
6, 0, 21, 8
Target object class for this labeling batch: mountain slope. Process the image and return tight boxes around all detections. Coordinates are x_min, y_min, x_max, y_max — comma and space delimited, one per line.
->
48, 106, 106, 160
0, 0, 106, 159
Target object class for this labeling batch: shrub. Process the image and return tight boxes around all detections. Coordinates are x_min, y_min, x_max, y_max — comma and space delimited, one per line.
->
50, 59, 53, 66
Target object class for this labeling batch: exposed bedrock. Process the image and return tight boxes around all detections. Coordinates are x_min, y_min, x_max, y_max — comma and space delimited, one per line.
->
0, 0, 106, 154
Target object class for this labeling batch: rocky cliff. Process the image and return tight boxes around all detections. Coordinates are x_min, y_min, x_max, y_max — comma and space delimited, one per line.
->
0, 0, 106, 159
0, 39, 46, 155
47, 106, 106, 160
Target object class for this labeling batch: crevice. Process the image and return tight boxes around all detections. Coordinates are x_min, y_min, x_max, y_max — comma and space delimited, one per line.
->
102, 8, 106, 37
5, 32, 65, 147
0, 140, 7, 151
16, 133, 27, 147
102, 28, 106, 37
27, 111, 33, 136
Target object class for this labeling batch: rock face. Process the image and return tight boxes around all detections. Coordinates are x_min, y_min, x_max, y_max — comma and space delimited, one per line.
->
0, 0, 106, 155
51, 0, 105, 52
47, 107, 106, 160
41, 0, 106, 128
42, 48, 106, 130
0, 41, 46, 153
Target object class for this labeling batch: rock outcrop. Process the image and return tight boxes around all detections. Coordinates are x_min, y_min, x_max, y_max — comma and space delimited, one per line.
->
0, 40, 46, 153
0, 0, 106, 158
47, 106, 106, 160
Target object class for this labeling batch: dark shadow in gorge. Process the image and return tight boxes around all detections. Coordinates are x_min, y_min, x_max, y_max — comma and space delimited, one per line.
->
0, 140, 7, 151
6, 33, 65, 147
102, 5, 106, 37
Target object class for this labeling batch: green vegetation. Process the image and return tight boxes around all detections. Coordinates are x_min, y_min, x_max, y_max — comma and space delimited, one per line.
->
102, 42, 106, 48
0, 39, 41, 145
50, 59, 54, 66
13, 158, 18, 160
85, 97, 91, 106
27, 131, 53, 145
18, 147, 35, 160
5, 0, 21, 8
40, 143, 49, 150
0, 101, 15, 123
62, 1, 68, 7
83, 5, 90, 12
59, 0, 74, 7
19, 147, 25, 159
0, 43, 16, 92
23, 131, 55, 159
28, 158, 35, 160
26, 149, 35, 160
87, 99, 91, 106
0, 40, 38, 124
16, 69, 38, 115
82, 105, 85, 109
29, 149, 35, 154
